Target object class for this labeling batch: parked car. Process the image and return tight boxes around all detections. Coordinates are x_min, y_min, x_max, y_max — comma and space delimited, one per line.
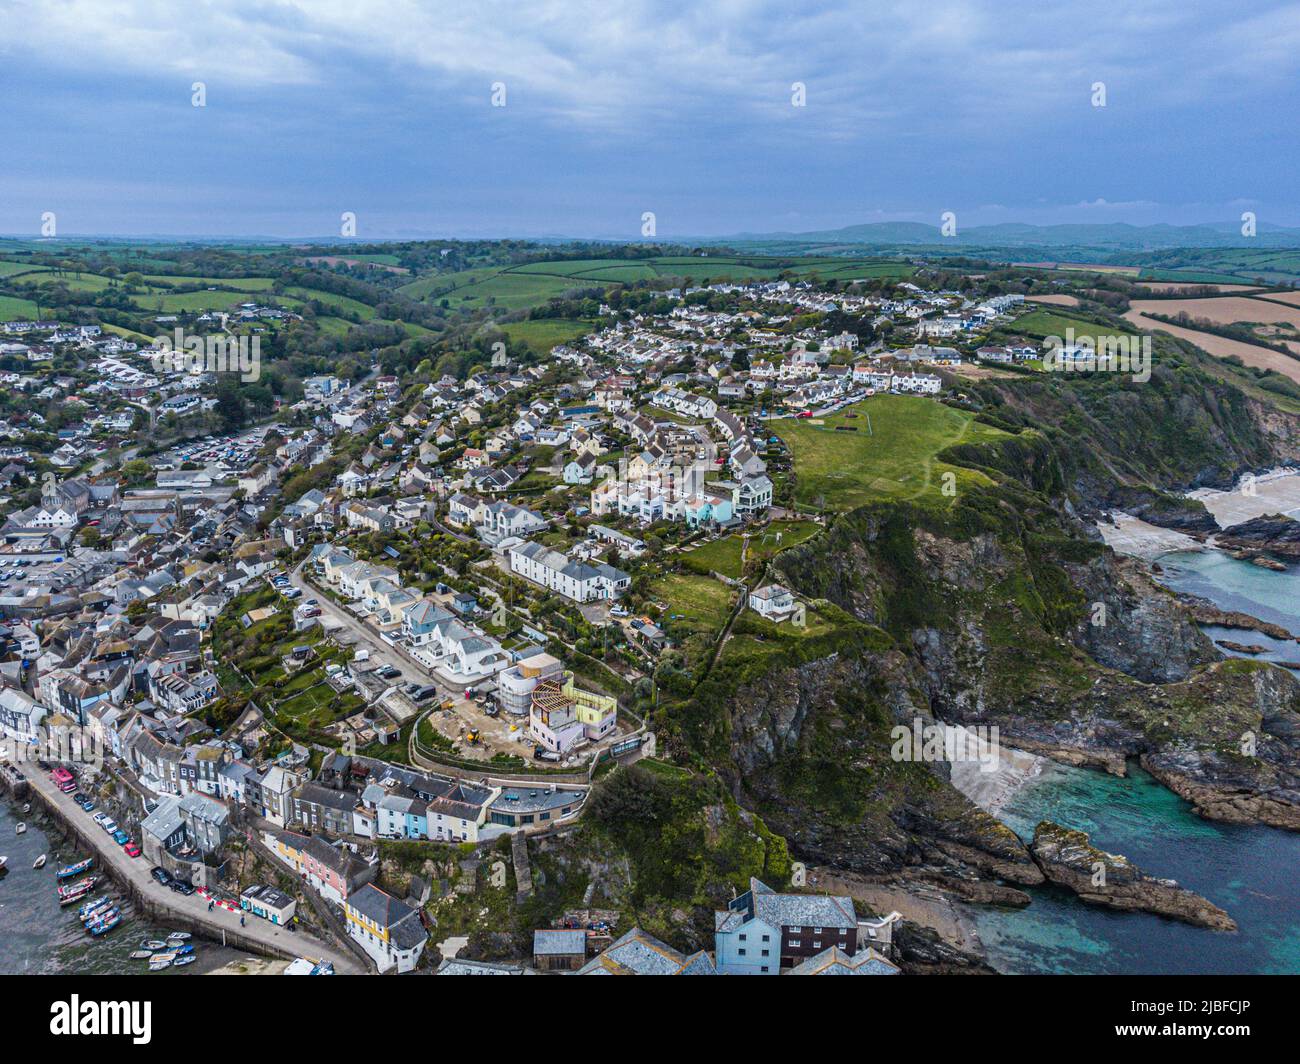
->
151, 866, 172, 885
91, 812, 110, 827
72, 791, 87, 804
100, 819, 118, 834
123, 842, 141, 858
79, 800, 96, 812
378, 665, 401, 679
113, 829, 130, 845
170, 880, 195, 896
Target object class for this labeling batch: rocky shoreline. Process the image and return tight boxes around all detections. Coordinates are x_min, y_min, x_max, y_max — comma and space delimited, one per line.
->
1027, 821, 1236, 931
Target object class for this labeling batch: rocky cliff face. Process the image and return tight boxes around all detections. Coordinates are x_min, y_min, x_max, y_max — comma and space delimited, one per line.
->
1217, 513, 1300, 561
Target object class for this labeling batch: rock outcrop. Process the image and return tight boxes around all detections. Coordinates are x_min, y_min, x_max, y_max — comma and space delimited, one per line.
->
1218, 513, 1300, 561
1028, 821, 1236, 930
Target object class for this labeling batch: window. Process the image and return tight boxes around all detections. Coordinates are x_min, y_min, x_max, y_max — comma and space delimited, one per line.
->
762, 934, 770, 942
739, 933, 747, 942
761, 949, 769, 957
789, 939, 801, 948
738, 948, 746, 956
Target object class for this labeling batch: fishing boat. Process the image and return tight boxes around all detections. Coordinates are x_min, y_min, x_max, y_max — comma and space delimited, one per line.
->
170, 955, 196, 967
58, 882, 98, 906
14, 822, 25, 835
55, 858, 93, 879
140, 939, 168, 951
89, 914, 121, 937
58, 875, 97, 898
129, 950, 153, 960
84, 908, 120, 931
173, 943, 194, 956
33, 854, 47, 869
77, 896, 112, 919
166, 931, 191, 941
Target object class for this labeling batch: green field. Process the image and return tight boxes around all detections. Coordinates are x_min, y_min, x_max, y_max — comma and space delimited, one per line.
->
1005, 307, 1136, 341
682, 519, 822, 578
777, 395, 1009, 511
650, 571, 736, 668
0, 261, 51, 278
0, 294, 39, 320
500, 317, 595, 353
285, 286, 377, 319
398, 255, 915, 311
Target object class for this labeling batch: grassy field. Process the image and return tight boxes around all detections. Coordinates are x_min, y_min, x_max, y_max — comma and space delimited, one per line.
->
501, 317, 595, 353
649, 571, 736, 668
398, 255, 915, 311
0, 261, 51, 278
0, 294, 39, 320
285, 286, 377, 319
683, 518, 822, 578
1005, 307, 1137, 341
777, 394, 1009, 511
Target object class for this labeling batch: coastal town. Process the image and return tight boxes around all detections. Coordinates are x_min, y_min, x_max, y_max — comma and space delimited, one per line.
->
0, 267, 1062, 976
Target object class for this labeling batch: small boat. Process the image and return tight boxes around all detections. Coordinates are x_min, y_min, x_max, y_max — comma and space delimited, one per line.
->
58, 875, 97, 898
14, 822, 25, 835
84, 908, 120, 930
56, 858, 93, 880
129, 950, 153, 960
0, 856, 7, 872
166, 931, 191, 941
170, 955, 196, 967
22, 803, 30, 814
147, 956, 172, 971
140, 939, 168, 952
173, 943, 194, 956
89, 914, 121, 936
58, 882, 98, 906
33, 854, 47, 869
78, 896, 112, 918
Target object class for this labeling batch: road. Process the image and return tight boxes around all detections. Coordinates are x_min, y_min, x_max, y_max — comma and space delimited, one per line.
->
288, 560, 469, 694
17, 756, 364, 973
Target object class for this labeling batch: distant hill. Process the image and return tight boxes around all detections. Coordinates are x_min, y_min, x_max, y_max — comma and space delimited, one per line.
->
716, 220, 1300, 251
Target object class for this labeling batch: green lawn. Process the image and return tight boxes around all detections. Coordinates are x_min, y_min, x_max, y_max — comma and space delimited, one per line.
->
777, 394, 1009, 511
682, 519, 823, 579
1008, 307, 1137, 341
650, 572, 736, 668
501, 317, 595, 353
0, 294, 39, 320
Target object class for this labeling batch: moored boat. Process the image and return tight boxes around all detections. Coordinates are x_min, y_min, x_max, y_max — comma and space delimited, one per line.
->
57, 875, 97, 898
77, 896, 112, 918
140, 939, 167, 951
55, 858, 93, 880
84, 908, 120, 930
173, 943, 194, 956
129, 950, 153, 960
0, 855, 7, 872
147, 956, 172, 971
33, 854, 47, 869
166, 931, 191, 941
89, 914, 121, 936
14, 822, 25, 835
171, 955, 196, 967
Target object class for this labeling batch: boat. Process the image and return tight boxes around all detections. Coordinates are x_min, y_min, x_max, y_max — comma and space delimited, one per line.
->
84, 908, 120, 930
33, 854, 47, 869
0, 856, 7, 872
173, 943, 194, 956
140, 939, 168, 952
166, 931, 191, 941
56, 858, 93, 879
22, 803, 30, 814
77, 896, 112, 918
89, 914, 121, 936
129, 950, 153, 960
58, 875, 98, 898
59, 883, 98, 906
147, 956, 173, 971
14, 822, 25, 835
170, 955, 196, 967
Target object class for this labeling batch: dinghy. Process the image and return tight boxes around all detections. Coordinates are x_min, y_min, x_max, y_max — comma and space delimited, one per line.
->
33, 854, 46, 869
14, 822, 25, 835
56, 858, 93, 879
166, 931, 191, 941
129, 950, 153, 960
171, 955, 196, 967
140, 939, 168, 951
173, 943, 194, 956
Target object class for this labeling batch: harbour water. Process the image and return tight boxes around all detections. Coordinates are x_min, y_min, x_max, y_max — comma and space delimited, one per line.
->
973, 546, 1300, 974
0, 797, 250, 975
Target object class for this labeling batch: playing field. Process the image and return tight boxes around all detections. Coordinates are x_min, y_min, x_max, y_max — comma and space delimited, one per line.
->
777, 394, 1009, 511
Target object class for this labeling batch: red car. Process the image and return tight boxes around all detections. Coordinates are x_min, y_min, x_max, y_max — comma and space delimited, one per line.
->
123, 842, 141, 858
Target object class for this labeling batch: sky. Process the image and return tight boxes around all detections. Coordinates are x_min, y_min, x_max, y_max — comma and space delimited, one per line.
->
2, 0, 1299, 240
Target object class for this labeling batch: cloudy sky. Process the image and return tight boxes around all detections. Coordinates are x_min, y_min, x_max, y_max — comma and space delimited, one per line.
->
1, 0, 1298, 239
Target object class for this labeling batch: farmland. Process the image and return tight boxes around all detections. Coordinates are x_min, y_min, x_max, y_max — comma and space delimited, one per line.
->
776, 394, 1009, 511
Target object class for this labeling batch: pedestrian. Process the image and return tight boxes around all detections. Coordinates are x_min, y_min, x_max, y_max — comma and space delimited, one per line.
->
209, 899, 214, 911
240, 914, 246, 927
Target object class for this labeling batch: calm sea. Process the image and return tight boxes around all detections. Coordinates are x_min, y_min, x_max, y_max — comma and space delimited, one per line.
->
973, 548, 1300, 974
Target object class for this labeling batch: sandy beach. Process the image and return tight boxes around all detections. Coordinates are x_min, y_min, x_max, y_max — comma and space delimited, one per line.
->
1187, 467, 1300, 526
1096, 512, 1204, 560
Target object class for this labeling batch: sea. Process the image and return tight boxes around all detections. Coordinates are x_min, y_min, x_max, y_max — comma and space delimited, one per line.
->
0, 798, 250, 975
973, 547, 1300, 974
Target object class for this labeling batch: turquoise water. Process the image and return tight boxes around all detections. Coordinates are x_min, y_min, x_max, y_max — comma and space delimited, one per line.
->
974, 547, 1300, 974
